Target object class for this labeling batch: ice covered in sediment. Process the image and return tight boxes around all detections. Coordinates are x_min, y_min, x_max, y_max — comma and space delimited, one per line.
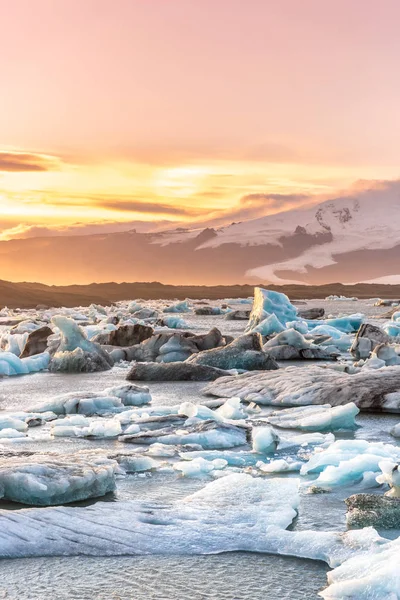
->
29, 383, 151, 415
301, 439, 400, 490
252, 427, 279, 454
246, 288, 298, 331
319, 534, 400, 599
0, 474, 301, 557
187, 332, 278, 371
203, 365, 400, 412
0, 454, 118, 506
251, 314, 285, 336
119, 420, 249, 449
0, 351, 50, 376
376, 460, 400, 497
267, 403, 359, 432
49, 316, 114, 373
174, 457, 228, 477
163, 300, 190, 313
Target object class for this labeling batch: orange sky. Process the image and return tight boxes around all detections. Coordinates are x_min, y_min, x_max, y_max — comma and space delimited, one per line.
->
1, 0, 400, 239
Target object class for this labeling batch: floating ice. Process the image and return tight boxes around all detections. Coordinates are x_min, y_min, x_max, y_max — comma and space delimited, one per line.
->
203, 365, 400, 412
376, 460, 400, 498
0, 351, 50, 376
159, 316, 191, 329
251, 314, 285, 336
0, 455, 118, 505
257, 459, 302, 473
216, 397, 247, 420
320, 534, 400, 599
321, 314, 364, 333
49, 316, 113, 373
163, 300, 190, 313
174, 457, 228, 477
267, 403, 359, 432
301, 439, 400, 490
252, 427, 279, 454
0, 474, 300, 557
120, 420, 249, 449
246, 288, 298, 330
29, 384, 151, 415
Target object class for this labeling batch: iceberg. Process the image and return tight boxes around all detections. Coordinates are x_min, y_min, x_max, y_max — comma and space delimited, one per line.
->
301, 439, 400, 490
174, 457, 228, 477
266, 403, 359, 432
0, 351, 50, 376
29, 383, 151, 415
246, 287, 298, 330
119, 420, 249, 449
163, 300, 190, 313
320, 534, 400, 599
250, 314, 285, 336
49, 316, 114, 373
0, 474, 300, 557
0, 454, 118, 506
252, 427, 279, 454
203, 365, 400, 412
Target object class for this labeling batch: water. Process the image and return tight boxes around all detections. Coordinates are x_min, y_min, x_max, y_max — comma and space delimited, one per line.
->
0, 298, 398, 599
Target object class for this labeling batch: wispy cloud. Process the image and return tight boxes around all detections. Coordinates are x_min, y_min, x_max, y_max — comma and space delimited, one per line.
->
0, 151, 61, 172
96, 199, 207, 217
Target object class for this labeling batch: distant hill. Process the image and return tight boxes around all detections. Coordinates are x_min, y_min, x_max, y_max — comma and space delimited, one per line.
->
2, 279, 400, 309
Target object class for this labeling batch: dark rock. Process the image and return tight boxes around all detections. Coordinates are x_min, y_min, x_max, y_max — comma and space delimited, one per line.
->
346, 493, 400, 529
194, 306, 222, 315
126, 361, 231, 381
131, 308, 158, 319
297, 307, 325, 320
224, 309, 251, 320
20, 326, 53, 358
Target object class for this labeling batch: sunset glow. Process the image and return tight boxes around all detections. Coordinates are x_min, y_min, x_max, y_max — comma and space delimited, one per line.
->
1, 0, 400, 239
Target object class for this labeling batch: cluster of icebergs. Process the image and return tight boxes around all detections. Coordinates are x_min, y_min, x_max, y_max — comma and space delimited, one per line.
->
1, 288, 400, 598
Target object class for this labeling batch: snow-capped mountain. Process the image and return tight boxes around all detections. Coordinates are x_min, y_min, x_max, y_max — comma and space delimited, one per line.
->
1, 181, 400, 285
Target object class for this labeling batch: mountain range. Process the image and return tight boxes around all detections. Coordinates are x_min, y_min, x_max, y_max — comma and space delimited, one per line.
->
1, 182, 400, 286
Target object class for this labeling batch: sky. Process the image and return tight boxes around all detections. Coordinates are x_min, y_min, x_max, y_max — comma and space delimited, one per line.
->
1, 0, 400, 240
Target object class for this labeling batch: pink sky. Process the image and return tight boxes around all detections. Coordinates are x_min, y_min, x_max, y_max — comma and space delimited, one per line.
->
0, 0, 399, 235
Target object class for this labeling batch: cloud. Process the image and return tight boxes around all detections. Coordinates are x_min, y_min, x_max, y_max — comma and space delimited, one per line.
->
0, 151, 61, 172
97, 199, 207, 217
0, 220, 172, 241
200, 192, 312, 226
